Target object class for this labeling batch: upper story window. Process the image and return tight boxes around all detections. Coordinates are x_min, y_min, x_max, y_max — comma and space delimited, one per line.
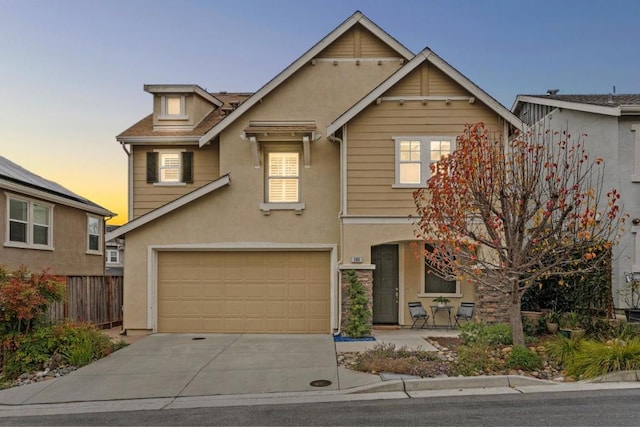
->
5, 194, 53, 250
87, 215, 102, 254
159, 95, 187, 119
394, 136, 454, 187
266, 151, 299, 203
147, 150, 193, 185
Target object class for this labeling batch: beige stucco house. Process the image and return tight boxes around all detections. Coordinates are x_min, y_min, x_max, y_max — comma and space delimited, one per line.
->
1, 156, 114, 275
109, 11, 522, 335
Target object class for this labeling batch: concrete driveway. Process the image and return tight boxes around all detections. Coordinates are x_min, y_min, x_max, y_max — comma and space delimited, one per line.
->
0, 333, 378, 405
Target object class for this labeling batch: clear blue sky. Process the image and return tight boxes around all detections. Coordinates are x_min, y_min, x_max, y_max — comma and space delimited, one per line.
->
1, 0, 638, 224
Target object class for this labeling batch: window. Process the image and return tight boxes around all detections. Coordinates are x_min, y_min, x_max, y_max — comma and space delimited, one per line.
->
87, 215, 102, 254
146, 151, 193, 185
106, 249, 119, 264
394, 136, 454, 187
423, 244, 458, 295
5, 195, 52, 249
267, 152, 299, 203
160, 95, 186, 119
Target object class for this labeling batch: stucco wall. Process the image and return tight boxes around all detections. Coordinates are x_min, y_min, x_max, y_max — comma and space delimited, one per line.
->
0, 196, 105, 275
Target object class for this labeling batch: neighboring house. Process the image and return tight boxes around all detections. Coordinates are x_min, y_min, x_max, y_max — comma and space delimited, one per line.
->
105, 225, 124, 276
108, 11, 522, 335
1, 156, 115, 275
512, 92, 640, 308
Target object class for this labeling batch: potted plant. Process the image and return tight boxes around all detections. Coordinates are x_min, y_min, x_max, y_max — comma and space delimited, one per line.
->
433, 296, 450, 308
564, 311, 585, 339
619, 274, 640, 323
544, 310, 560, 334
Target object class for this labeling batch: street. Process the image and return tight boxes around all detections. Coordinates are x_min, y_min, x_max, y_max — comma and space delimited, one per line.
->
1, 389, 639, 426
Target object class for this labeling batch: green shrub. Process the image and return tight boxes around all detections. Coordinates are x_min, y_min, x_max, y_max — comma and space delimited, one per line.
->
567, 338, 640, 379
460, 322, 512, 346
545, 335, 582, 367
506, 345, 542, 370
452, 343, 501, 376
343, 270, 372, 338
2, 326, 57, 378
55, 322, 113, 364
522, 316, 545, 336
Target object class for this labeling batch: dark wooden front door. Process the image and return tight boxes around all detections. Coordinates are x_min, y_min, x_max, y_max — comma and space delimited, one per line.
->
371, 244, 399, 324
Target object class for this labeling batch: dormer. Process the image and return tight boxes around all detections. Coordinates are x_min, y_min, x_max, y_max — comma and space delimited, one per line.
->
144, 84, 223, 131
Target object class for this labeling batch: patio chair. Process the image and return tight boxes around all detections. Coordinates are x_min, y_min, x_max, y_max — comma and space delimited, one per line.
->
454, 302, 475, 328
408, 301, 429, 329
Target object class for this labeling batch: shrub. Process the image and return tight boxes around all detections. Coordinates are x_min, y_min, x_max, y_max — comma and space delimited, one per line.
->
545, 335, 582, 367
0, 266, 65, 334
343, 270, 372, 338
506, 345, 542, 370
460, 322, 512, 346
567, 338, 640, 379
55, 322, 113, 365
453, 342, 501, 375
2, 326, 57, 378
354, 343, 449, 377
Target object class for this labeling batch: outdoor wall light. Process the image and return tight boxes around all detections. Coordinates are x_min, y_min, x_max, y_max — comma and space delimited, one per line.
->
632, 218, 640, 225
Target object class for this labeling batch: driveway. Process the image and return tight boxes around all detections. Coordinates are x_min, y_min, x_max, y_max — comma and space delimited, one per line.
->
0, 333, 376, 405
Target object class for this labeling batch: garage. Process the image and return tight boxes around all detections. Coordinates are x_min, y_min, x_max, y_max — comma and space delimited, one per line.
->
156, 250, 331, 333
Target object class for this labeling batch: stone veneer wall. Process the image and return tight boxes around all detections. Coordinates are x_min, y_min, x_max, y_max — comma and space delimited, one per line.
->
474, 281, 512, 323
340, 269, 374, 333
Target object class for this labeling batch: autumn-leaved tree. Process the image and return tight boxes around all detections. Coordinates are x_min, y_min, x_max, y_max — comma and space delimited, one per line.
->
413, 123, 627, 346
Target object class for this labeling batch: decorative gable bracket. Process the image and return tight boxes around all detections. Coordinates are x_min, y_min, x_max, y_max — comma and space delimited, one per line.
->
242, 121, 318, 168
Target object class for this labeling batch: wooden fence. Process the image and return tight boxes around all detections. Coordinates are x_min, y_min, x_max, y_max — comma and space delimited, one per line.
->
47, 276, 123, 328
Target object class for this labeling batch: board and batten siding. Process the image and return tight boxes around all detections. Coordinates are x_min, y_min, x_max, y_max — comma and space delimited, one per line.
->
317, 24, 401, 58
132, 143, 220, 219
346, 64, 503, 216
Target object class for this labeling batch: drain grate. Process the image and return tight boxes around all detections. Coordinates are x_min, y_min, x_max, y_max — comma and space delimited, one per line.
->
192, 337, 206, 341
309, 379, 332, 387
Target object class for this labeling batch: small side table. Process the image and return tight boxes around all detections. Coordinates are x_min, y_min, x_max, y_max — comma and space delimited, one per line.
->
430, 305, 453, 329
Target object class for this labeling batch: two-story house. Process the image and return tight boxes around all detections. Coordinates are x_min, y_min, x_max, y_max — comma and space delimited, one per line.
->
108, 11, 521, 335
513, 93, 640, 308
1, 155, 114, 275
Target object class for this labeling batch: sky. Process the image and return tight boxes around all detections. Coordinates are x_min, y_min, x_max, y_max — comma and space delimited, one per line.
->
1, 0, 638, 225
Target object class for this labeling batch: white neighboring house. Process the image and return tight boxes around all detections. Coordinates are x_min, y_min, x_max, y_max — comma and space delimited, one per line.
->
105, 225, 124, 276
512, 92, 640, 308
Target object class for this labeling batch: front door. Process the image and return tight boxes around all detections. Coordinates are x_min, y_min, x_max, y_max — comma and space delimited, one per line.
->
371, 244, 399, 324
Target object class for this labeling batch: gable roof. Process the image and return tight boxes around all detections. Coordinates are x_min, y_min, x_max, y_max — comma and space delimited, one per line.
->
0, 156, 114, 217
512, 94, 640, 117
198, 11, 414, 147
106, 174, 230, 240
327, 47, 522, 135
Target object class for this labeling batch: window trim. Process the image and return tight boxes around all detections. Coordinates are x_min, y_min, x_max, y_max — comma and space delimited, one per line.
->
419, 244, 461, 297
4, 193, 54, 250
159, 95, 187, 120
106, 248, 120, 264
86, 214, 103, 255
393, 136, 455, 188
264, 147, 302, 204
150, 149, 191, 186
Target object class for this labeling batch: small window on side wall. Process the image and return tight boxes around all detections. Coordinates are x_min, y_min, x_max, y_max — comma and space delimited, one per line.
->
87, 215, 102, 254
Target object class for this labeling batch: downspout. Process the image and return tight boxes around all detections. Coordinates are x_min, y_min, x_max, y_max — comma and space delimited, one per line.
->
328, 132, 344, 336
119, 141, 133, 222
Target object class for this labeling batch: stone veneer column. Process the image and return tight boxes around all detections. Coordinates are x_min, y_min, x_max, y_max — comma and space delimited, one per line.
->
474, 281, 512, 323
339, 268, 374, 333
